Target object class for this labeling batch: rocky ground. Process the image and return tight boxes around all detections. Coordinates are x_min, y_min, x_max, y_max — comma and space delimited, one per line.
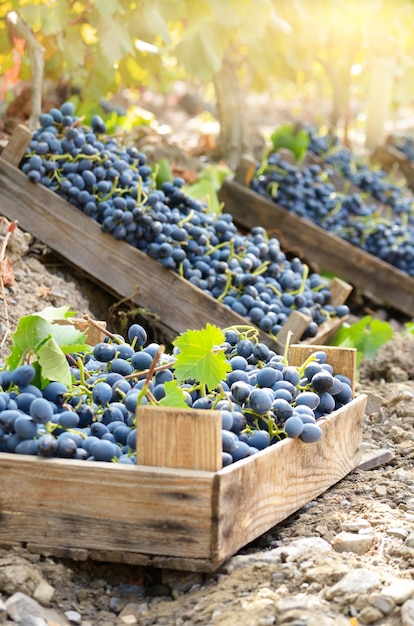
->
0, 218, 413, 626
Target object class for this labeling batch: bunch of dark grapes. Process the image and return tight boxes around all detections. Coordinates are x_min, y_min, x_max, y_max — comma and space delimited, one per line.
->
0, 322, 354, 467
19, 102, 348, 341
251, 151, 414, 277
307, 128, 414, 218
392, 135, 414, 163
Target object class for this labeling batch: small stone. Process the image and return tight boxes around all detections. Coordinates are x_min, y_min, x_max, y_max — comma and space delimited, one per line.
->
325, 569, 381, 599
381, 579, 414, 604
271, 537, 333, 562
161, 570, 203, 595
374, 484, 387, 496
64, 610, 82, 625
18, 618, 48, 626
386, 528, 410, 540
358, 606, 384, 624
5, 593, 43, 622
33, 580, 55, 606
406, 533, 414, 549
331, 531, 374, 555
369, 592, 396, 615
341, 518, 372, 532
0, 558, 43, 596
402, 599, 414, 626
0, 598, 6, 623
405, 498, 414, 512
118, 603, 147, 624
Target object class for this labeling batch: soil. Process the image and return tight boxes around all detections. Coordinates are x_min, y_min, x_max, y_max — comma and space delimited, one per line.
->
1, 98, 414, 626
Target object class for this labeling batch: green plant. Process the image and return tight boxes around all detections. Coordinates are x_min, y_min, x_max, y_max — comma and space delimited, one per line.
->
331, 315, 394, 366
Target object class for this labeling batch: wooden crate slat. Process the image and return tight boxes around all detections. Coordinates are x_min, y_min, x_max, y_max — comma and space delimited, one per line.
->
0, 456, 217, 559
0, 156, 273, 344
289, 344, 357, 392
0, 131, 348, 352
218, 179, 414, 317
213, 394, 366, 563
0, 124, 32, 166
137, 405, 223, 471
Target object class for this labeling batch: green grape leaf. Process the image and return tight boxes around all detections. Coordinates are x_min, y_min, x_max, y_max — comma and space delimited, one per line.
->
6, 315, 55, 370
36, 306, 76, 322
37, 335, 72, 388
332, 315, 394, 362
173, 324, 231, 391
158, 380, 190, 408
155, 158, 174, 186
270, 124, 310, 161
5, 308, 89, 374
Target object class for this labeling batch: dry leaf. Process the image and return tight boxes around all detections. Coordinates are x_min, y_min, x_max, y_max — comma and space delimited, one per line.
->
35, 285, 51, 297
0, 256, 14, 286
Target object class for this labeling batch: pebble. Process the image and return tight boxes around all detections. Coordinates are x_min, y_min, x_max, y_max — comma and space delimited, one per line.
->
118, 602, 148, 624
406, 533, 414, 548
402, 599, 414, 626
341, 518, 372, 532
0, 598, 7, 622
32, 580, 55, 606
357, 606, 384, 624
368, 591, 396, 615
331, 531, 374, 555
5, 593, 44, 622
64, 610, 82, 625
386, 527, 410, 540
380, 579, 414, 604
325, 569, 381, 599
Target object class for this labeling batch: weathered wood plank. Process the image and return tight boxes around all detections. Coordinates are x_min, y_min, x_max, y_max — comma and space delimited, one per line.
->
213, 393, 366, 562
0, 145, 349, 352
0, 157, 275, 346
137, 405, 223, 472
0, 124, 32, 167
218, 179, 414, 317
0, 456, 217, 559
289, 343, 356, 391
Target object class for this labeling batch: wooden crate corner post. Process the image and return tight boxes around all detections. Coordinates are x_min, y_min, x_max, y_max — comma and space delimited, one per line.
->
136, 405, 223, 472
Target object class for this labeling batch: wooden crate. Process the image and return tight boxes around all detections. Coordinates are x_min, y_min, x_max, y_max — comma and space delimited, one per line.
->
0, 345, 367, 572
219, 163, 414, 317
371, 139, 414, 191
0, 126, 351, 354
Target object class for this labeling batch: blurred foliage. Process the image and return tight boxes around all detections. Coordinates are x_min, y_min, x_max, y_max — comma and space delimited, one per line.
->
1, 0, 414, 141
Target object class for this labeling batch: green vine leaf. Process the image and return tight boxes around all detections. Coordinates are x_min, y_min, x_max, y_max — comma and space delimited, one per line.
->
5, 307, 89, 384
332, 315, 394, 364
37, 335, 72, 388
172, 323, 231, 391
158, 380, 189, 408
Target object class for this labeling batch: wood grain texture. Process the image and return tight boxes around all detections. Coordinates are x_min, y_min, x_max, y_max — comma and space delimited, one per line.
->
0, 456, 217, 559
0, 125, 32, 167
0, 391, 366, 571
218, 179, 414, 317
0, 147, 347, 352
289, 344, 357, 393
213, 393, 366, 562
0, 156, 277, 347
137, 405, 222, 471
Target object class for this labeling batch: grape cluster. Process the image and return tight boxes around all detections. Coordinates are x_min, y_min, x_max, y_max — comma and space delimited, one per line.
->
307, 128, 414, 217
392, 135, 414, 163
251, 151, 414, 277
19, 102, 348, 341
0, 322, 353, 467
